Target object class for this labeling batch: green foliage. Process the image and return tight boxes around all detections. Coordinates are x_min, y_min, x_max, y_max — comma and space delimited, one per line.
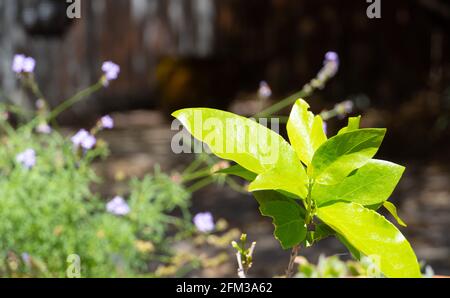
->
310, 128, 386, 185
296, 255, 385, 278
312, 159, 405, 207
317, 202, 420, 277
0, 123, 191, 277
287, 99, 327, 166
173, 97, 421, 278
383, 201, 407, 227
253, 191, 306, 249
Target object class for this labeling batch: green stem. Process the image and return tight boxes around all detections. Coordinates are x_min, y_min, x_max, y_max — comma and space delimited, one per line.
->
305, 178, 315, 225
181, 168, 212, 183
186, 177, 214, 193
48, 81, 103, 121
25, 75, 47, 102
182, 159, 202, 175
255, 89, 307, 118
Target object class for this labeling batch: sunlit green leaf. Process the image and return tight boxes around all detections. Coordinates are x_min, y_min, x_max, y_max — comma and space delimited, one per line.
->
172, 108, 303, 175
310, 129, 386, 185
287, 99, 327, 166
253, 191, 307, 249
248, 167, 308, 199
313, 159, 405, 206
338, 116, 361, 135
317, 202, 421, 278
383, 201, 408, 227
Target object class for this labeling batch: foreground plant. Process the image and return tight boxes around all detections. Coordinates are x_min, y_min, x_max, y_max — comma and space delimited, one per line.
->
172, 98, 421, 278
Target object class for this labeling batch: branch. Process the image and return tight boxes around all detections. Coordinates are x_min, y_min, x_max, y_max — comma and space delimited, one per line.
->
286, 244, 301, 278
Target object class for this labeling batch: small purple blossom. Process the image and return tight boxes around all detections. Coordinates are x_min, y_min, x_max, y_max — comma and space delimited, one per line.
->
71, 129, 89, 146
101, 61, 120, 86
36, 123, 52, 134
193, 212, 215, 233
71, 129, 97, 150
324, 51, 339, 64
16, 149, 36, 169
12, 54, 36, 74
100, 115, 114, 129
323, 121, 328, 136
21, 253, 31, 265
258, 81, 272, 99
35, 99, 46, 110
81, 134, 97, 150
335, 100, 354, 118
106, 196, 130, 216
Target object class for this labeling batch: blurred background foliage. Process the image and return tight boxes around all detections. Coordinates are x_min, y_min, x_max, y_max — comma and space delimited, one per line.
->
0, 0, 449, 277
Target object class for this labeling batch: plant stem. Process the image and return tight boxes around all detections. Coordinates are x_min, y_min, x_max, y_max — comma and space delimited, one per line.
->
255, 89, 307, 118
286, 244, 301, 278
186, 177, 214, 193
48, 81, 103, 121
181, 168, 212, 183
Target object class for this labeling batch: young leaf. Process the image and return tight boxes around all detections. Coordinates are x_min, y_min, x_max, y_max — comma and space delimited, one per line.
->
310, 128, 386, 185
172, 108, 303, 175
338, 116, 361, 135
248, 167, 308, 199
312, 159, 405, 207
287, 99, 327, 166
317, 202, 421, 278
216, 164, 257, 182
253, 191, 307, 249
383, 201, 408, 227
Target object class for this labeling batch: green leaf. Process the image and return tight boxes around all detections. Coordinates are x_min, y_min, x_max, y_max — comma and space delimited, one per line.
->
338, 116, 361, 135
248, 167, 308, 199
253, 191, 307, 249
310, 128, 386, 185
336, 234, 362, 260
317, 202, 421, 278
216, 164, 257, 182
287, 99, 327, 166
306, 223, 335, 246
383, 201, 408, 227
313, 159, 405, 207
172, 108, 304, 175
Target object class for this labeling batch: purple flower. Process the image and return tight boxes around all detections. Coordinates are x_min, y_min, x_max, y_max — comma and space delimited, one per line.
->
335, 100, 354, 118
71, 129, 97, 150
258, 81, 272, 99
101, 61, 120, 86
324, 51, 339, 64
322, 121, 328, 136
315, 51, 339, 83
100, 115, 114, 129
193, 212, 215, 233
16, 149, 36, 169
106, 196, 130, 216
36, 123, 52, 134
12, 54, 36, 74
35, 99, 46, 110
21, 253, 31, 265
71, 129, 89, 146
81, 134, 97, 150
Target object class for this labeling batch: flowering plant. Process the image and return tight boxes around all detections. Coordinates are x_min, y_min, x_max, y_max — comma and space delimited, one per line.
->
172, 52, 422, 278
0, 55, 193, 277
